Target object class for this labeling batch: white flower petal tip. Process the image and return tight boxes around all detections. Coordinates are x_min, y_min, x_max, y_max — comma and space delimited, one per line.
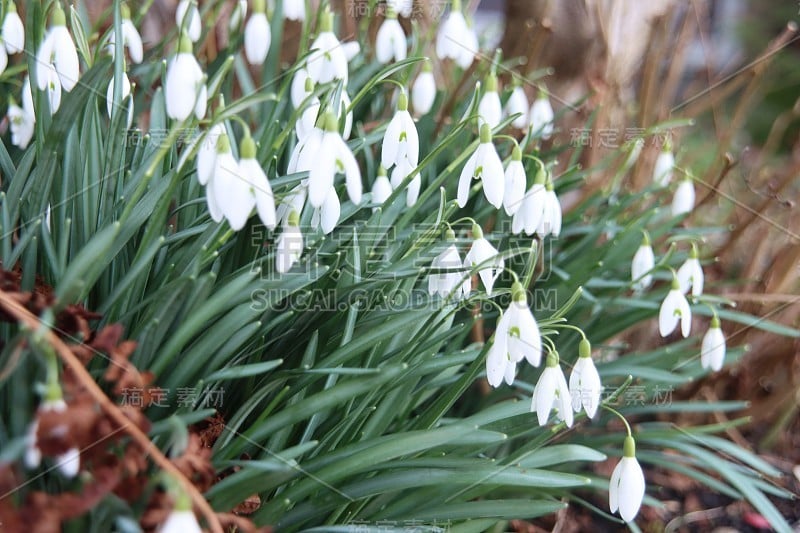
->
529, 95, 554, 139
244, 12, 271, 65
463, 226, 503, 296
672, 179, 695, 217
2, 8, 25, 55
659, 284, 692, 338
412, 69, 436, 116
165, 42, 207, 121
677, 246, 704, 298
631, 235, 655, 291
159, 509, 203, 533
176, 0, 201, 42
609, 437, 646, 523
531, 352, 573, 428
427, 232, 468, 299
436, 10, 477, 69
375, 16, 407, 64
701, 318, 726, 371
276, 218, 304, 274
283, 0, 306, 21
569, 340, 602, 418
653, 148, 674, 187
477, 74, 502, 130
504, 85, 530, 130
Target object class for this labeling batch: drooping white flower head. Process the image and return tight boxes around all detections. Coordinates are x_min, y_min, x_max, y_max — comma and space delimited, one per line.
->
436, 0, 477, 69
106, 71, 134, 129
2, 2, 25, 55
701, 316, 726, 371
659, 276, 692, 338
276, 210, 304, 273
283, 0, 306, 21
295, 77, 320, 141
411, 63, 436, 116
244, 0, 271, 65
382, 91, 419, 171
653, 142, 674, 187
457, 124, 504, 209
390, 158, 420, 207
531, 351, 573, 427
387, 0, 413, 18
538, 175, 562, 238
176, 0, 201, 42
428, 228, 469, 299
512, 167, 546, 235
307, 9, 349, 85
569, 339, 603, 418
375, 8, 407, 64
310, 186, 341, 235
529, 91, 554, 139
41, 62, 62, 113
609, 436, 646, 523
631, 232, 655, 291
7, 79, 35, 149
24, 389, 81, 478
195, 122, 225, 186
371, 166, 393, 210
165, 33, 207, 121
108, 4, 143, 64
477, 73, 502, 130
239, 135, 276, 230
676, 243, 704, 298
36, 4, 80, 92
622, 137, 644, 172
229, 0, 247, 30
159, 491, 202, 533
305, 111, 361, 208
485, 281, 543, 387
671, 177, 695, 217
504, 83, 529, 130
210, 133, 255, 229
463, 223, 503, 296
503, 145, 526, 216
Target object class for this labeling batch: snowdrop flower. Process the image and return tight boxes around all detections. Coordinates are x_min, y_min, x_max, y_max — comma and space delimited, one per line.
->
411, 63, 436, 116
701, 316, 726, 371
106, 71, 134, 129
672, 177, 695, 217
283, 0, 305, 21
276, 210, 304, 273
485, 281, 543, 387
436, 0, 477, 69
2, 2, 24, 55
107, 4, 143, 64
311, 187, 341, 234
464, 223, 503, 296
7, 84, 35, 149
208, 133, 253, 228
371, 166, 393, 210
382, 91, 419, 170
290, 67, 312, 108
306, 111, 361, 208
195, 122, 225, 186
504, 82, 529, 130
478, 72, 501, 130
631, 232, 655, 291
375, 7, 406, 64
229, 0, 247, 30
538, 176, 562, 238
24, 388, 80, 478
390, 158, 420, 207
569, 338, 602, 418
244, 0, 271, 65
176, 0, 201, 42
622, 137, 644, 172
531, 351, 573, 427
659, 275, 692, 338
36, 4, 80, 92
428, 228, 469, 299
295, 77, 320, 141
165, 32, 207, 121
40, 63, 62, 113
503, 144, 526, 216
677, 243, 703, 298
159, 491, 202, 533
511, 167, 546, 235
609, 436, 646, 523
652, 142, 674, 187
529, 91, 554, 139
239, 135, 276, 230
457, 124, 504, 209
307, 9, 348, 85
387, 0, 413, 18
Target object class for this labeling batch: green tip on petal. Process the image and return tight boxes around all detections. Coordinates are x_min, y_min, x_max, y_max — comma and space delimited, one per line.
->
671, 275, 680, 290
44, 380, 63, 402
471, 222, 483, 239
689, 242, 699, 259
174, 487, 193, 511
511, 281, 526, 303
641, 230, 651, 247
663, 138, 672, 152
51, 3, 67, 26
545, 176, 554, 192
479, 123, 491, 143
323, 110, 338, 132
579, 338, 591, 358
304, 76, 314, 93
320, 9, 334, 32
444, 228, 456, 241
121, 2, 131, 19
533, 167, 547, 185
422, 61, 433, 73
385, 5, 397, 18
537, 86, 549, 100
378, 165, 387, 177
623, 435, 636, 458
7, 1, 17, 13
216, 134, 231, 154
545, 350, 559, 368
485, 72, 497, 92
178, 32, 194, 54
711, 315, 721, 328
512, 144, 522, 161
240, 135, 256, 159
288, 209, 300, 226
398, 91, 408, 111
253, 0, 266, 14
452, 0, 462, 12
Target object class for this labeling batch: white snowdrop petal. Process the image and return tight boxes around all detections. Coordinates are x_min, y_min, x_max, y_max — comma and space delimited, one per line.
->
480, 144, 505, 209
532, 367, 557, 426
478, 92, 502, 130
530, 98, 555, 139
371, 176, 393, 207
160, 510, 203, 533
653, 150, 674, 187
485, 339, 507, 388
632, 245, 655, 291
618, 458, 646, 522
457, 152, 478, 207
319, 188, 341, 234
412, 71, 436, 115
701, 326, 726, 371
56, 447, 81, 478
122, 19, 144, 64
672, 180, 695, 216
53, 27, 80, 91
3, 11, 24, 54
244, 13, 271, 65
